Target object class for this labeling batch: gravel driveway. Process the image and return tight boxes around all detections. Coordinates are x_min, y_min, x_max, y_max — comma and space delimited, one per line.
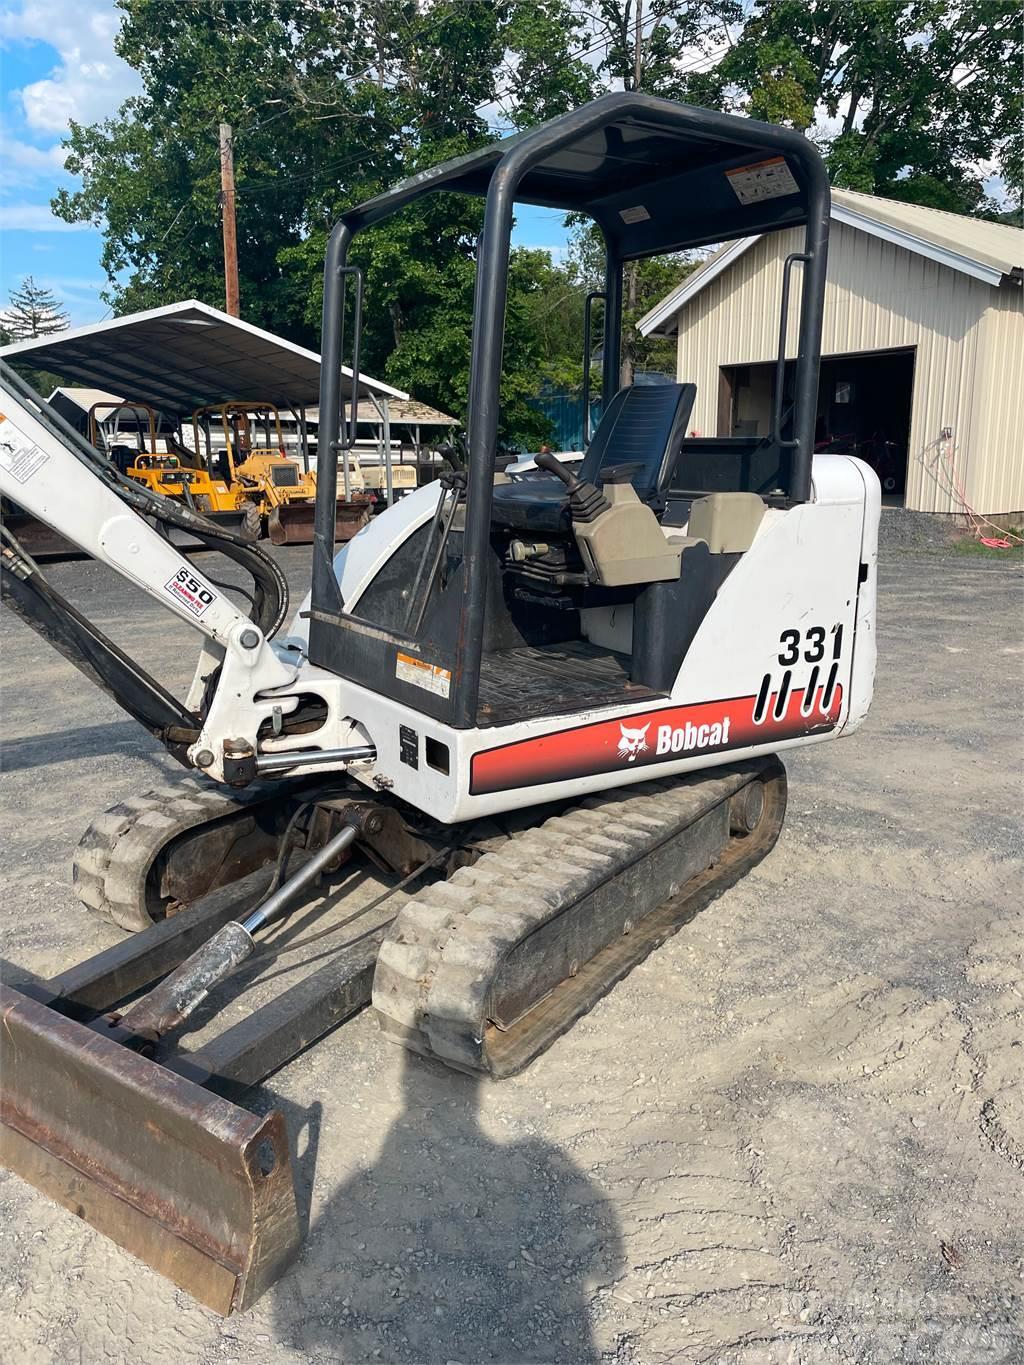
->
1, 522, 1021, 1364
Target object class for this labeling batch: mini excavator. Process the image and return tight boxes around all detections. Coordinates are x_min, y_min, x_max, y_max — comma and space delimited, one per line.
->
0, 94, 880, 1313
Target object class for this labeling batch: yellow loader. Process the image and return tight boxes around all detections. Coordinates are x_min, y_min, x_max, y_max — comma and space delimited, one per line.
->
90, 401, 260, 538
193, 402, 372, 545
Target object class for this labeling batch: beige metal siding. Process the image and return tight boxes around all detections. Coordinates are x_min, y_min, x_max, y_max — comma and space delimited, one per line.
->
970, 288, 1024, 517
676, 221, 1016, 514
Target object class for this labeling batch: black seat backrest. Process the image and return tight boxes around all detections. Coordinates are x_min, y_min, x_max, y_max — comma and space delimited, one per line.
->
579, 383, 696, 496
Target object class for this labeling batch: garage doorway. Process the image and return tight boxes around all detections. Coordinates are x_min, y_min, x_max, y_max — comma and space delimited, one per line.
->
719, 347, 916, 501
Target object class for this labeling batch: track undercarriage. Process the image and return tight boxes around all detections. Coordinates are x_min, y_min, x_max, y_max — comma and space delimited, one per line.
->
2, 757, 784, 1311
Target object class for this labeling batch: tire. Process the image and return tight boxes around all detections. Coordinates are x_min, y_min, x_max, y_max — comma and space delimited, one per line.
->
242, 501, 263, 540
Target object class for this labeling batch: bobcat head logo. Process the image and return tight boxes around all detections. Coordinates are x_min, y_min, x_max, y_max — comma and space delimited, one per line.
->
617, 721, 650, 763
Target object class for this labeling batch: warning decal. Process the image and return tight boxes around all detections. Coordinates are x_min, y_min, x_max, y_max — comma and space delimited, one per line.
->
726, 156, 799, 206
164, 567, 217, 618
396, 651, 451, 698
0, 411, 50, 485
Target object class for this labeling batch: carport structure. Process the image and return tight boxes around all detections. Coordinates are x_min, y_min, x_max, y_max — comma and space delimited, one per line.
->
0, 299, 408, 497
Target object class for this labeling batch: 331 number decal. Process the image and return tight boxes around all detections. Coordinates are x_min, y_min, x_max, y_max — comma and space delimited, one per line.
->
777, 624, 842, 666
753, 623, 845, 725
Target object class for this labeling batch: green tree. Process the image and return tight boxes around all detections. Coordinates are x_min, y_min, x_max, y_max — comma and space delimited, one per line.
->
718, 0, 1023, 215
1, 278, 70, 396
51, 0, 1021, 444
2, 276, 69, 340
53, 0, 597, 443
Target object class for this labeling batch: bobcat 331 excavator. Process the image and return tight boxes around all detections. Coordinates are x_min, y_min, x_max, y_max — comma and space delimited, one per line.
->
0, 94, 879, 1313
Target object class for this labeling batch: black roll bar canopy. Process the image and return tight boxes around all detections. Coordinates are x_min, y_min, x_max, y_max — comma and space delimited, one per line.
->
314, 92, 830, 726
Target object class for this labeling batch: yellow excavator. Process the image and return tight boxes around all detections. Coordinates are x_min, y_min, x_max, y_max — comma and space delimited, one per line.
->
193, 402, 372, 544
89, 400, 261, 538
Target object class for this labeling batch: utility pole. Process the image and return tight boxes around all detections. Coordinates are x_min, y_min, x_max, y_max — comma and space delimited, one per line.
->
218, 123, 240, 317
633, 0, 643, 90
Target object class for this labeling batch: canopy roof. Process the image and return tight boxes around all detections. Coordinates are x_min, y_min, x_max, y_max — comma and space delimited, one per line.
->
0, 300, 406, 419
343, 92, 827, 260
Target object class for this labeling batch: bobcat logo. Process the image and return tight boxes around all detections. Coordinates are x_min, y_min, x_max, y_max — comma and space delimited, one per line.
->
617, 721, 650, 763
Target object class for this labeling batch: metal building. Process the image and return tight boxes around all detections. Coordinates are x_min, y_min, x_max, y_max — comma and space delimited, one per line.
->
639, 190, 1024, 517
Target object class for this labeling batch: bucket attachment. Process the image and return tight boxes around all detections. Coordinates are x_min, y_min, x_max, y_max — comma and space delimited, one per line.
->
0, 978, 301, 1314
267, 498, 370, 546
0, 837, 385, 1312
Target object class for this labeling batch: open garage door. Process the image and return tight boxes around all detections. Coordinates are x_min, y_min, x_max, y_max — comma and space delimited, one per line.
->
720, 347, 915, 501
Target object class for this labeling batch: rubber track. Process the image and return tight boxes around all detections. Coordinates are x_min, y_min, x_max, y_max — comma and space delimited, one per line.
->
373, 759, 785, 1077
72, 780, 273, 933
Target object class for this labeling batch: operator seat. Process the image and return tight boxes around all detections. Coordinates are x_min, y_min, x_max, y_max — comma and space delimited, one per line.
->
492, 382, 697, 534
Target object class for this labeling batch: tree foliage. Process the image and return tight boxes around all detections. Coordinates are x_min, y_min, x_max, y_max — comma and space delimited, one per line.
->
53, 0, 1021, 444
717, 0, 1022, 216
2, 276, 69, 340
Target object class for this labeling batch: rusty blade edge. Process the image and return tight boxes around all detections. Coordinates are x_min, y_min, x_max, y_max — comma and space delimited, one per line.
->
0, 1097, 256, 1271
1, 984, 302, 1312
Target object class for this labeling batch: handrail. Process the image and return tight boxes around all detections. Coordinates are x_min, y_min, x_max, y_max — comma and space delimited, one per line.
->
334, 266, 364, 453
770, 252, 810, 447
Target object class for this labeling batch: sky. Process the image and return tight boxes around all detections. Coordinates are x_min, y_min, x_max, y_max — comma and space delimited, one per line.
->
0, 0, 571, 329
0, 0, 143, 325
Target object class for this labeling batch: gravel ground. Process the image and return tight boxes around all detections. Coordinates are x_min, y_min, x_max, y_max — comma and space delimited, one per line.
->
1, 513, 1022, 1365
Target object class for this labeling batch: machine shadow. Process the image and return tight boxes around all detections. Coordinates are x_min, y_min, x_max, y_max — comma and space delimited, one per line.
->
271, 1047, 624, 1364
1, 721, 171, 774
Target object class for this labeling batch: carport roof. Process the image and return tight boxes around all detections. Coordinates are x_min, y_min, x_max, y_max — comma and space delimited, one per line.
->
0, 299, 407, 417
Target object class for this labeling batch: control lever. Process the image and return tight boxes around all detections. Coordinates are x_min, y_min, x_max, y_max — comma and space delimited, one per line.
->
534, 451, 608, 524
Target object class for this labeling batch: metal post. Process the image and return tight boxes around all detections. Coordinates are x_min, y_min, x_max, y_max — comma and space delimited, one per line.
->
297, 405, 310, 475
790, 176, 830, 504
602, 246, 623, 410
367, 393, 395, 506
313, 223, 350, 611
381, 396, 393, 506
455, 172, 516, 727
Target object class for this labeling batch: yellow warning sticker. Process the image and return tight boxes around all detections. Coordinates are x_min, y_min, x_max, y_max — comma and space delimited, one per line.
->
396, 651, 451, 698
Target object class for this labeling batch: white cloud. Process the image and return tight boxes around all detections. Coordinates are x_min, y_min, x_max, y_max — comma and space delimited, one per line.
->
0, 121, 69, 188
0, 202, 91, 231
0, 1, 141, 135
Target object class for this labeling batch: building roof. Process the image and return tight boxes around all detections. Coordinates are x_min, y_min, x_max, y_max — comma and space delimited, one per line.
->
0, 299, 407, 417
639, 188, 1024, 337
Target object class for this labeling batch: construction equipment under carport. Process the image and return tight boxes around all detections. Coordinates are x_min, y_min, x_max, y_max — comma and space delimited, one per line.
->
0, 297, 409, 549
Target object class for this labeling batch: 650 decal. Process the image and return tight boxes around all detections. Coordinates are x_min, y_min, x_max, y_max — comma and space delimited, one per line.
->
164, 567, 217, 618
754, 623, 844, 725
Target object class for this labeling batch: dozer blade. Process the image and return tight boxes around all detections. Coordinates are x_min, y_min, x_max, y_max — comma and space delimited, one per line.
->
267, 500, 370, 546
0, 979, 301, 1314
